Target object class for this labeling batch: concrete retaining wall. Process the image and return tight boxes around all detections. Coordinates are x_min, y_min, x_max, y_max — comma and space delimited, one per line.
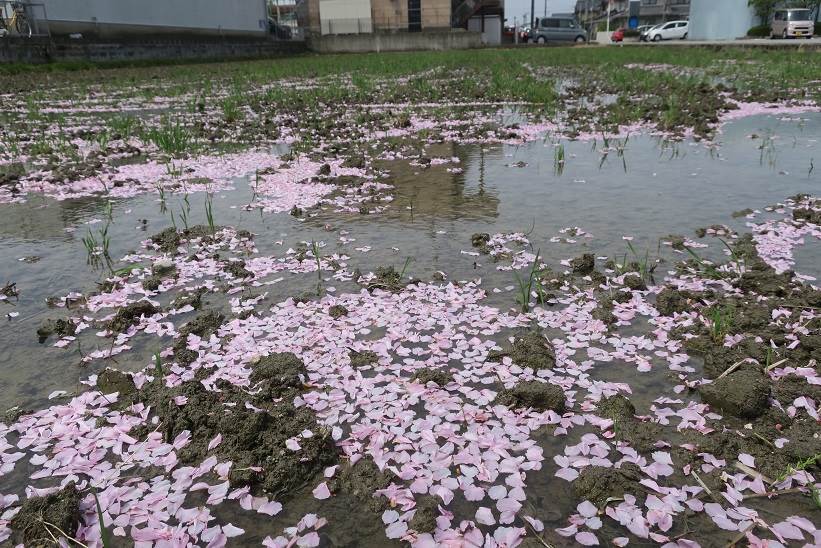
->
307, 30, 482, 52
0, 37, 306, 64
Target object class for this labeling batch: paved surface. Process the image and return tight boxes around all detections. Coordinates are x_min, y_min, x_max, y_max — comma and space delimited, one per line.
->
612, 37, 821, 47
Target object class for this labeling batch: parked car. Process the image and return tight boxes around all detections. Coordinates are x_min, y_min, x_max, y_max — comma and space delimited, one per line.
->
518, 26, 531, 42
645, 20, 688, 41
529, 16, 588, 44
639, 24, 658, 42
771, 8, 814, 39
611, 28, 625, 42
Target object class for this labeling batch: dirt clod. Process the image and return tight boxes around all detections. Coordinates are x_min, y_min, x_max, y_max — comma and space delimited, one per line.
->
487, 331, 556, 370
494, 380, 566, 412
329, 305, 348, 319
410, 368, 453, 386
570, 253, 595, 275
10, 483, 81, 547
699, 368, 771, 418
574, 465, 643, 507
108, 300, 159, 332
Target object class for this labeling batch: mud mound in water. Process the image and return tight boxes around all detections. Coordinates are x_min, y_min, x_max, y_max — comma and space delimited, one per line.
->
97, 368, 138, 399
173, 311, 225, 364
361, 266, 406, 292
224, 260, 253, 279
494, 380, 566, 412
36, 318, 76, 343
574, 464, 643, 507
328, 305, 348, 319
409, 495, 439, 533
487, 331, 556, 370
471, 233, 491, 254
699, 368, 770, 419
772, 374, 821, 405
792, 208, 821, 225
150, 227, 182, 253
140, 367, 337, 499
248, 353, 307, 400
410, 368, 453, 386
654, 288, 702, 316
330, 457, 395, 513
108, 300, 159, 332
622, 273, 647, 291
10, 483, 81, 547
597, 394, 635, 422
698, 340, 764, 379
349, 349, 379, 368
570, 253, 595, 275
142, 263, 177, 291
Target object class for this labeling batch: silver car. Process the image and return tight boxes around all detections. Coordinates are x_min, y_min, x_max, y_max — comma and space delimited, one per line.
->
771, 8, 814, 39
529, 16, 588, 43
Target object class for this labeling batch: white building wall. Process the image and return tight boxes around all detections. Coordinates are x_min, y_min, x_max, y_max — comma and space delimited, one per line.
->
320, 0, 372, 35
43, 0, 268, 36
689, 0, 757, 40
468, 15, 502, 44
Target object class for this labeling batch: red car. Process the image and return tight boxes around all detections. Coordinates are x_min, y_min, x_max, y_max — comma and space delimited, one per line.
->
611, 28, 625, 42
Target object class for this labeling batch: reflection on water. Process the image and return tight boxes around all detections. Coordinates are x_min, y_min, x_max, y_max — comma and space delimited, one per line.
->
0, 113, 819, 411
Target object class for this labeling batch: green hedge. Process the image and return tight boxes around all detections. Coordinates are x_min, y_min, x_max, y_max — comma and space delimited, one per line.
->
816, 22, 821, 35
747, 24, 770, 37
624, 29, 640, 37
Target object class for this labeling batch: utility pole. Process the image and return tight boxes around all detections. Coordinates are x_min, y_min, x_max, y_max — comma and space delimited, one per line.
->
544, 0, 547, 18
531, 0, 535, 29
606, 0, 611, 35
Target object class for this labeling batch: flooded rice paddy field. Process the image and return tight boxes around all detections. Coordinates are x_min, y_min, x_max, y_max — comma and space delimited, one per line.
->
0, 47, 820, 547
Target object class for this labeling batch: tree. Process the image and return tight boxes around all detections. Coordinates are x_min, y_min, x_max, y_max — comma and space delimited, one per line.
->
748, 0, 778, 21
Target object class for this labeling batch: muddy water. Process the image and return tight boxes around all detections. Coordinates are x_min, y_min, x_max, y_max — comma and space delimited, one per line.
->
1, 112, 820, 545
1, 113, 819, 413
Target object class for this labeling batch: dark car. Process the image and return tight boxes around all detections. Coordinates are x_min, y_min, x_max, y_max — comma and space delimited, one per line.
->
528, 16, 588, 43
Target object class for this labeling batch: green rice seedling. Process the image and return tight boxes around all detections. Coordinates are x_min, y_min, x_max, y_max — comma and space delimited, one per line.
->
165, 161, 184, 178
92, 488, 113, 548
399, 256, 413, 279
553, 143, 566, 176
108, 115, 140, 139
221, 97, 241, 123
153, 351, 163, 377
310, 240, 323, 295
179, 206, 189, 231
707, 304, 734, 343
514, 250, 546, 313
82, 230, 99, 265
205, 194, 216, 233
682, 245, 724, 279
144, 117, 193, 157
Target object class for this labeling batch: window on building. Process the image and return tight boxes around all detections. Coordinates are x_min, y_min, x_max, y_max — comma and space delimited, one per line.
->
408, 0, 421, 32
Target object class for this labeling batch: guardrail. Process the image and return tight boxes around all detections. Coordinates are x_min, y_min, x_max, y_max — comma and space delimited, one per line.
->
0, 1, 50, 38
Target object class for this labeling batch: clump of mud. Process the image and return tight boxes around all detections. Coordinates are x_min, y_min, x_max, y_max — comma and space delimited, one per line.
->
224, 260, 253, 279
655, 287, 702, 316
97, 368, 138, 398
329, 457, 395, 513
699, 367, 770, 418
328, 305, 348, 319
570, 253, 595, 275
349, 349, 379, 368
621, 273, 647, 291
597, 395, 662, 453
494, 380, 566, 412
409, 495, 439, 533
487, 331, 556, 370
663, 234, 686, 251
361, 266, 406, 292
36, 318, 76, 343
108, 300, 159, 332
410, 368, 453, 386
574, 464, 643, 507
142, 263, 177, 291
248, 353, 306, 400
150, 227, 182, 253
10, 483, 81, 546
792, 207, 821, 225
173, 311, 225, 364
471, 233, 491, 254
134, 355, 337, 499
170, 289, 206, 311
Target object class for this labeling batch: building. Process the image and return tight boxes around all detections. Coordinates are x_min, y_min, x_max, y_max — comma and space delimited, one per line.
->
299, 0, 451, 34
688, 0, 757, 40
42, 0, 269, 38
298, 0, 502, 37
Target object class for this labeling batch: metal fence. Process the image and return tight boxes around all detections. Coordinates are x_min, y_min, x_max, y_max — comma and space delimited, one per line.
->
0, 1, 50, 37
